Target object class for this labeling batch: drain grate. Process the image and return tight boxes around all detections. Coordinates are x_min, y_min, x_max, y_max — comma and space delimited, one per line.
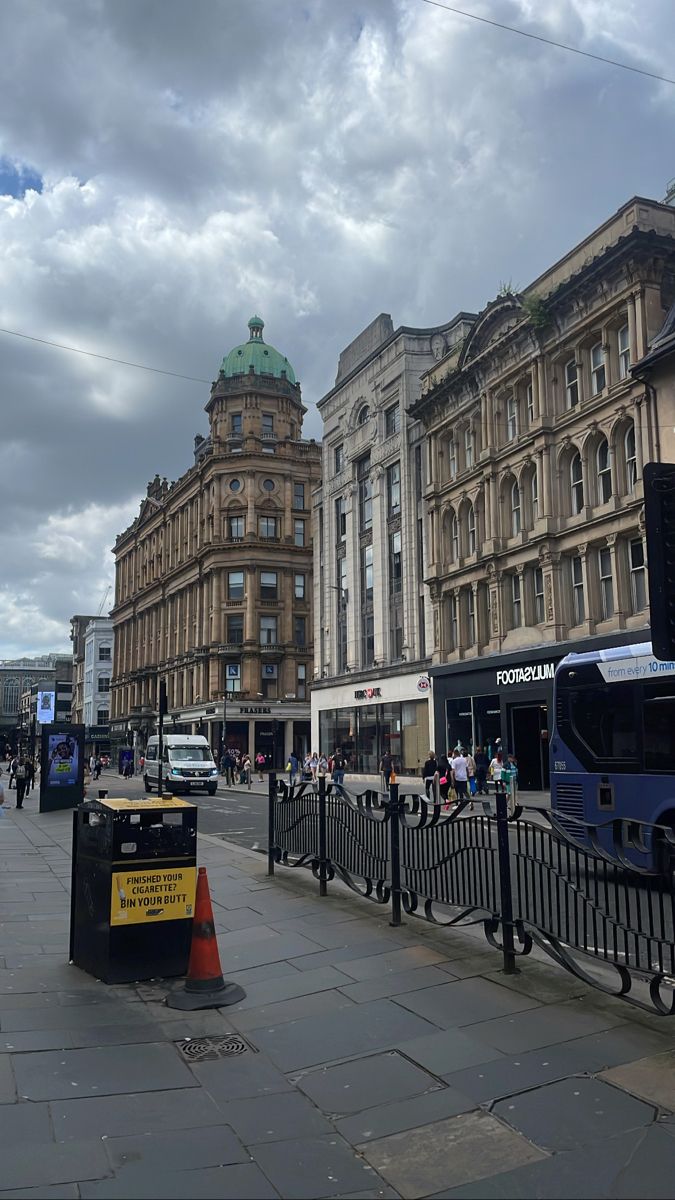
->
175, 1034, 256, 1062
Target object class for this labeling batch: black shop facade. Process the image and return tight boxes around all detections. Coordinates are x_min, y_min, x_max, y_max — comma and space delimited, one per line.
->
429, 630, 649, 791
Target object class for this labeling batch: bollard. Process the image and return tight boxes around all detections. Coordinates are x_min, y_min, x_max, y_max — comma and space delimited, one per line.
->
267, 771, 277, 877
495, 787, 518, 974
388, 780, 403, 927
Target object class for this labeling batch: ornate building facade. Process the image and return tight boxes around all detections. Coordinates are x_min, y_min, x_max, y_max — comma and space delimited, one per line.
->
111, 317, 321, 766
311, 311, 475, 773
411, 197, 675, 789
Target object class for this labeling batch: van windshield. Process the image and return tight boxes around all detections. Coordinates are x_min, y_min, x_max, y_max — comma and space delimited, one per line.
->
169, 746, 213, 762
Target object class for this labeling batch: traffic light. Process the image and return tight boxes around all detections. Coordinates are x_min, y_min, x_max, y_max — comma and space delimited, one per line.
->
644, 462, 675, 660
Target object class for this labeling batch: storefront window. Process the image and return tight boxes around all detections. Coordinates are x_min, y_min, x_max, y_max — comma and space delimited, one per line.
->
357, 705, 379, 772
445, 693, 501, 757
319, 701, 428, 774
401, 701, 429, 774
472, 694, 501, 758
446, 697, 473, 754
380, 703, 402, 764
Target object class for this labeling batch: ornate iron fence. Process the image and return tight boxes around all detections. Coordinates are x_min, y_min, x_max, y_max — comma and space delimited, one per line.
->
267, 774, 675, 1015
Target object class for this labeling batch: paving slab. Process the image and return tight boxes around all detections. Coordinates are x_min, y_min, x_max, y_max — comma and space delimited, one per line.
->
1, 1022, 166, 1053
230, 964, 356, 1009
0, 1186, 80, 1199
51, 1087, 227, 1141
291, 940, 414, 972
229, 987, 356, 1031
192, 1053, 294, 1100
333, 946, 449, 982
601, 1049, 675, 1112
335, 1085, 478, 1145
466, 997, 627, 1054
0, 1138, 110, 1191
396, 1027, 505, 1076
336, 965, 456, 1004
12, 1042, 197, 1100
251, 1133, 384, 1199
78, 1162, 279, 1199
359, 1110, 548, 1199
215, 1090, 335, 1144
0, 965, 101, 995
295, 1050, 444, 1116
222, 930, 325, 970
0, 1001, 155, 1031
392, 976, 541, 1029
102, 1124, 249, 1171
0, 1101, 53, 1146
493, 1075, 655, 1150
253, 998, 440, 1071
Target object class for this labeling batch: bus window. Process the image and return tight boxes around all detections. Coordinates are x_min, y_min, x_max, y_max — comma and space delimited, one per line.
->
570, 683, 637, 765
643, 683, 675, 772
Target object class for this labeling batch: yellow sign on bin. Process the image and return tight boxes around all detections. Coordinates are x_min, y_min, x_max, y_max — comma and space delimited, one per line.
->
110, 866, 197, 926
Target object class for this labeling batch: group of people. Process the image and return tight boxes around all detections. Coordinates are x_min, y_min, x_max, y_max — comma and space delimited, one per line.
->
88, 755, 104, 780
285, 749, 348, 785
1, 753, 37, 809
219, 748, 252, 785
421, 741, 518, 813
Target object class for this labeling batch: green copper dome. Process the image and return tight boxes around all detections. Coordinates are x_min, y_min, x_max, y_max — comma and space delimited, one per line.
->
220, 316, 296, 384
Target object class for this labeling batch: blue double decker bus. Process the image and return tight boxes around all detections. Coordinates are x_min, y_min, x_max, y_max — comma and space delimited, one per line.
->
550, 641, 675, 870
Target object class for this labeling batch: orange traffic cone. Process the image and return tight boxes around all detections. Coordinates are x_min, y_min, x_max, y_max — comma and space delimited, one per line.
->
166, 867, 246, 1010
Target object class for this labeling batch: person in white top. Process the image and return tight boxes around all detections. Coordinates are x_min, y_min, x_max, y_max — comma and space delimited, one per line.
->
451, 751, 469, 802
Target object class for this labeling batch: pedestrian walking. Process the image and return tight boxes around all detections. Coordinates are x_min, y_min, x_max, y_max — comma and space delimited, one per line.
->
318, 752, 329, 778
14, 757, 27, 809
287, 751, 299, 785
332, 748, 346, 788
438, 752, 451, 805
422, 750, 439, 801
474, 746, 489, 794
309, 750, 319, 782
240, 753, 251, 785
255, 752, 266, 781
89, 754, 96, 775
379, 751, 393, 788
9, 755, 18, 789
451, 747, 469, 807
466, 750, 477, 810
24, 759, 35, 795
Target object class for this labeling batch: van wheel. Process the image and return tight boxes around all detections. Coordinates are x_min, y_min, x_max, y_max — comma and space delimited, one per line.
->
144, 775, 152, 793
207, 785, 217, 796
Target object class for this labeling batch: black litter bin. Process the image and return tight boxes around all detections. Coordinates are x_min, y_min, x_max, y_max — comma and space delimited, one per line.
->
69, 796, 197, 984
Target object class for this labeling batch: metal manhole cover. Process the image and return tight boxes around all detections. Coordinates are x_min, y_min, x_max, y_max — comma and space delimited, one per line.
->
175, 1034, 256, 1062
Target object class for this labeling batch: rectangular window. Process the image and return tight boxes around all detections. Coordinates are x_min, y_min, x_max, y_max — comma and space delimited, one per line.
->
591, 342, 606, 395
450, 594, 458, 650
526, 381, 535, 424
261, 663, 278, 699
293, 482, 305, 510
297, 663, 307, 701
414, 443, 424, 500
334, 444, 344, 474
294, 519, 305, 547
358, 455, 372, 530
294, 616, 306, 646
511, 574, 522, 628
599, 547, 614, 620
448, 438, 457, 479
506, 393, 518, 440
534, 567, 545, 624
229, 515, 244, 539
630, 538, 646, 613
262, 413, 274, 435
389, 610, 404, 660
565, 359, 578, 408
98, 646, 112, 661
361, 543, 374, 604
259, 516, 278, 539
260, 615, 278, 645
227, 614, 244, 643
226, 663, 241, 693
97, 709, 109, 726
467, 589, 476, 645
98, 677, 110, 693
644, 682, 675, 771
386, 461, 401, 516
618, 323, 630, 379
260, 570, 278, 600
230, 413, 242, 435
335, 496, 347, 541
294, 573, 305, 600
571, 555, 585, 625
464, 426, 473, 470
389, 530, 402, 593
361, 612, 374, 667
385, 404, 400, 437
228, 570, 244, 600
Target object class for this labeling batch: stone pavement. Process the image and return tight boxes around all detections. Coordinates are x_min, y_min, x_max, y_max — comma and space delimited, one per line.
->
3, 799, 675, 1198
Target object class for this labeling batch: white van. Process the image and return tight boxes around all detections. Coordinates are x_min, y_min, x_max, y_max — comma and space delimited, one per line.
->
144, 734, 218, 796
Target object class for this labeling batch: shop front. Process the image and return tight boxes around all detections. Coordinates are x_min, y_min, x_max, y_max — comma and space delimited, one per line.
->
312, 670, 431, 776
169, 699, 311, 770
430, 631, 650, 791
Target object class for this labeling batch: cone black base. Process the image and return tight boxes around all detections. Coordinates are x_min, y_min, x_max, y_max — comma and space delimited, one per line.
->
166, 980, 245, 1010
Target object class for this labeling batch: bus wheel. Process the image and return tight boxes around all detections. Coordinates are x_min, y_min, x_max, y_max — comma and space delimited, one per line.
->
144, 774, 152, 793
654, 819, 675, 879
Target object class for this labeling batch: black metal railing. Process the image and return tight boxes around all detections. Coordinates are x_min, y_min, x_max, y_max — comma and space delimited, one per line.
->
267, 773, 675, 1015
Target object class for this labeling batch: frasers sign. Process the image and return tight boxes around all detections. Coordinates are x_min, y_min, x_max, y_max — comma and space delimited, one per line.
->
496, 663, 556, 687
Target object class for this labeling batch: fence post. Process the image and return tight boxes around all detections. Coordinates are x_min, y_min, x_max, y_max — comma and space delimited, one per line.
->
318, 772, 328, 897
388, 780, 403, 927
267, 771, 277, 877
495, 787, 517, 974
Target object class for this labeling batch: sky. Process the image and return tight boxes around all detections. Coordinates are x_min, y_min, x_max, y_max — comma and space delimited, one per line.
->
0, 0, 674, 659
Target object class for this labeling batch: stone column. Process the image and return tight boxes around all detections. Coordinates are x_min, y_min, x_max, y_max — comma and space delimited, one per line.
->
530, 359, 540, 419
627, 293, 637, 365
606, 533, 626, 629
634, 289, 647, 359
489, 472, 499, 540
537, 356, 546, 418
542, 445, 553, 518
634, 398, 645, 477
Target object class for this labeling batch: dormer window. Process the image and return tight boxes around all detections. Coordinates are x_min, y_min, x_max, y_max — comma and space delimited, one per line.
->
357, 405, 370, 426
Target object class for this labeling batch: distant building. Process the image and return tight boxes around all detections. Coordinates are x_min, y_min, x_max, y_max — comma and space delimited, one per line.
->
111, 317, 321, 766
18, 675, 74, 757
0, 655, 72, 753
311, 311, 475, 774
70, 615, 98, 726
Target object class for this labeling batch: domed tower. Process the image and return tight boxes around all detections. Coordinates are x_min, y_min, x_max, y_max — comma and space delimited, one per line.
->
207, 315, 306, 447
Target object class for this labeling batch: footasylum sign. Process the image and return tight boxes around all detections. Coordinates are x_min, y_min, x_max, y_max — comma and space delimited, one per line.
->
496, 663, 556, 687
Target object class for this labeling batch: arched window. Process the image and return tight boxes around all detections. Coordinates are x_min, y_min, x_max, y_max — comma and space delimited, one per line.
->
625, 424, 637, 493
451, 513, 459, 562
570, 452, 584, 515
467, 504, 476, 555
597, 438, 611, 504
357, 404, 370, 426
511, 481, 521, 537
2, 678, 20, 715
530, 470, 539, 524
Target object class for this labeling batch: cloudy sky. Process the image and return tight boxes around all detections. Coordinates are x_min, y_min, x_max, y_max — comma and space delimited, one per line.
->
0, 0, 673, 658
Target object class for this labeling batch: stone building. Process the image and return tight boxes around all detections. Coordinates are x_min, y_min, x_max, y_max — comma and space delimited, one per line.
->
0, 655, 72, 754
410, 196, 675, 789
70, 614, 98, 726
110, 317, 321, 766
311, 311, 475, 774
